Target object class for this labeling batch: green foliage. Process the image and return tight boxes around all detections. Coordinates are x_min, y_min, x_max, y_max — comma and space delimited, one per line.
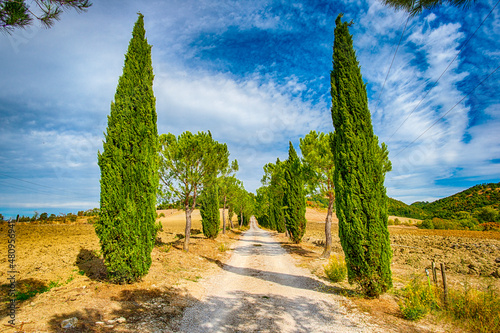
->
388, 197, 427, 219
398, 277, 438, 321
420, 182, 500, 220
382, 0, 476, 17
159, 130, 230, 251
200, 183, 220, 239
299, 130, 335, 201
96, 14, 158, 283
324, 255, 347, 282
330, 13, 392, 298
283, 142, 306, 243
0, 0, 92, 32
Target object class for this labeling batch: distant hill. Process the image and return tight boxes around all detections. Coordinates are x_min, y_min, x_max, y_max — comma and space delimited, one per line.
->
387, 198, 427, 219
388, 182, 500, 222
415, 182, 500, 220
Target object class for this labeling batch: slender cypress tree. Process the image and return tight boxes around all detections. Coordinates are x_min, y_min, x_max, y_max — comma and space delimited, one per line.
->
200, 183, 220, 239
330, 14, 392, 297
96, 13, 158, 283
283, 142, 306, 243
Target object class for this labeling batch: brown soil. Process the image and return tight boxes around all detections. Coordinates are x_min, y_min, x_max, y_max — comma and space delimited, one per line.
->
0, 211, 239, 332
1, 207, 499, 332
282, 209, 500, 332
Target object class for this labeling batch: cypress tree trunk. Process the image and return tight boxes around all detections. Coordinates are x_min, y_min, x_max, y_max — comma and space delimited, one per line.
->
283, 142, 306, 243
330, 13, 392, 297
96, 14, 158, 283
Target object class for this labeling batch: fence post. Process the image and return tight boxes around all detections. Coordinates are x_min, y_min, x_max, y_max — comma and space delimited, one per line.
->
440, 263, 448, 307
431, 261, 437, 284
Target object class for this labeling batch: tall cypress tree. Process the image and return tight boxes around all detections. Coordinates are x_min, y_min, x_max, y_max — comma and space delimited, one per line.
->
283, 142, 306, 243
200, 183, 220, 239
96, 13, 158, 283
330, 14, 392, 297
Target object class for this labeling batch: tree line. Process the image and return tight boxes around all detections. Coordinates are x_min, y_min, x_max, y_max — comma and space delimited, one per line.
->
96, 11, 400, 297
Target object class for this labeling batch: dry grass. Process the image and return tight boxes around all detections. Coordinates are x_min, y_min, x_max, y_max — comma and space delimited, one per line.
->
0, 210, 241, 332
276, 207, 500, 332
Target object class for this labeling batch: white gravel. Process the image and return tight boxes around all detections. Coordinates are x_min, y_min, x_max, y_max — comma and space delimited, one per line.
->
178, 217, 391, 333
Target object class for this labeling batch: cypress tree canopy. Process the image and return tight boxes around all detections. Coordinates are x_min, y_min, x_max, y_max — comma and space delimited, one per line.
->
331, 13, 392, 297
283, 142, 306, 243
96, 13, 158, 283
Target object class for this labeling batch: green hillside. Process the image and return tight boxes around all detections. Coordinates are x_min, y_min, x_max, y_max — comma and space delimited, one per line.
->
388, 182, 500, 230
387, 198, 427, 219
419, 182, 500, 220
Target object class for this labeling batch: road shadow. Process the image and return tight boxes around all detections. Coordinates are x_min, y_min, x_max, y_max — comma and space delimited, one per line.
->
46, 287, 197, 332
180, 290, 362, 333
201, 256, 349, 295
279, 243, 318, 258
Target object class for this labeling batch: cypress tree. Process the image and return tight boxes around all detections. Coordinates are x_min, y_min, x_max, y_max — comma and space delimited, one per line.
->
330, 13, 392, 297
96, 14, 158, 283
270, 159, 286, 233
283, 142, 306, 243
200, 183, 220, 239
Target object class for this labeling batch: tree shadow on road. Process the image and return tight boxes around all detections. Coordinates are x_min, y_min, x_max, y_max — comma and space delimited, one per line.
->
46, 287, 197, 332
181, 290, 362, 333
201, 256, 352, 295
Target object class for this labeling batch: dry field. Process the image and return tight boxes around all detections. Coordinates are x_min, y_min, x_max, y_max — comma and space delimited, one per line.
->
1, 207, 499, 332
0, 210, 240, 332
280, 207, 500, 332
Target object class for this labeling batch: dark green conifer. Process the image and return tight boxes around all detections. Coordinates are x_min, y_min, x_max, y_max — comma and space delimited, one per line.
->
96, 13, 158, 283
330, 13, 392, 297
200, 183, 220, 239
283, 142, 306, 243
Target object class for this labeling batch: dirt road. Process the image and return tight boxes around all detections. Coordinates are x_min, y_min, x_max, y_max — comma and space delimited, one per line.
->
179, 217, 386, 333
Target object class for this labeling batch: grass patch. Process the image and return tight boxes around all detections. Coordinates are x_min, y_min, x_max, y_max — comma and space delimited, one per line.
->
218, 243, 229, 252
447, 283, 500, 333
323, 255, 347, 283
15, 280, 60, 301
396, 276, 500, 332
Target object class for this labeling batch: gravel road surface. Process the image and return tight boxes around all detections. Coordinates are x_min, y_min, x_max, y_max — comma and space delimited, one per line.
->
178, 217, 387, 333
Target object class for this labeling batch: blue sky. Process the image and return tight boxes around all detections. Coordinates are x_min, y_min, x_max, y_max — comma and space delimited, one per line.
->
1, 0, 499, 218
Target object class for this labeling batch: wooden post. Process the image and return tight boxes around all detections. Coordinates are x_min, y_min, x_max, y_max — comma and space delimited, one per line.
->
432, 261, 438, 284
440, 263, 448, 307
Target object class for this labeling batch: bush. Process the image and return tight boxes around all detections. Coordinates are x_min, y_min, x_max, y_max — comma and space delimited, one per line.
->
388, 219, 394, 225
418, 219, 434, 229
398, 276, 438, 321
479, 222, 500, 231
324, 255, 347, 282
394, 218, 401, 225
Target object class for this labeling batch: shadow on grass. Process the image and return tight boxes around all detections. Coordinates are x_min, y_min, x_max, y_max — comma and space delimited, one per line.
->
47, 287, 197, 332
280, 243, 318, 258
0, 278, 52, 321
76, 248, 107, 281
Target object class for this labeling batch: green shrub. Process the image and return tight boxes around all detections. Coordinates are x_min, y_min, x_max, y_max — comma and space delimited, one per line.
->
388, 219, 394, 225
398, 276, 438, 321
324, 255, 347, 283
394, 218, 401, 225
